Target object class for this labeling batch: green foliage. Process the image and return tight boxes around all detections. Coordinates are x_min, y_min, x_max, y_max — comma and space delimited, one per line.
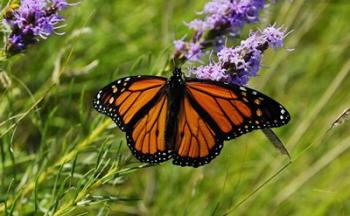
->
1, 0, 350, 215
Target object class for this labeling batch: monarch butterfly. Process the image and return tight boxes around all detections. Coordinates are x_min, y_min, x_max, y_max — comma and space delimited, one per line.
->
93, 68, 290, 167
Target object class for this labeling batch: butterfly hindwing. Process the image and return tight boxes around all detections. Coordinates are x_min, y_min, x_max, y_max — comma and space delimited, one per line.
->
172, 96, 223, 167
185, 79, 291, 140
125, 94, 173, 163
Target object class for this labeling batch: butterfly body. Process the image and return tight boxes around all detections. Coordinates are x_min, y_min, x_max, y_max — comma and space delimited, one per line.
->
93, 68, 290, 167
165, 68, 186, 149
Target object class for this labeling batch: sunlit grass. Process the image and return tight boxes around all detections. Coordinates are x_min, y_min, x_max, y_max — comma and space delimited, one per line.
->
1, 0, 350, 215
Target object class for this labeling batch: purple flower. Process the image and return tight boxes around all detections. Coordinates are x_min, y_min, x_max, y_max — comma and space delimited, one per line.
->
190, 25, 287, 85
190, 63, 227, 81
174, 40, 187, 53
186, 42, 202, 61
239, 0, 265, 22
205, 13, 227, 30
203, 0, 234, 15
240, 32, 264, 50
52, 0, 70, 10
9, 35, 26, 51
4, 0, 71, 55
173, 0, 266, 61
262, 25, 286, 49
173, 40, 203, 61
187, 19, 207, 32
217, 46, 262, 85
201, 0, 265, 33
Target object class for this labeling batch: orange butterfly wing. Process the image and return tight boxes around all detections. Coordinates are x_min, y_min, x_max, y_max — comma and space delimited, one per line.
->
172, 79, 290, 167
185, 79, 290, 139
172, 96, 223, 167
93, 76, 166, 130
125, 94, 172, 163
93, 76, 172, 163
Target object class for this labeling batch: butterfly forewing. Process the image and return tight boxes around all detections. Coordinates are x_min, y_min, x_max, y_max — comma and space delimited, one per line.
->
185, 79, 291, 140
93, 76, 166, 131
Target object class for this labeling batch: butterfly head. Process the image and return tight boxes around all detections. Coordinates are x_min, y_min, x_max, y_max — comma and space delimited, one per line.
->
167, 67, 185, 89
173, 67, 182, 77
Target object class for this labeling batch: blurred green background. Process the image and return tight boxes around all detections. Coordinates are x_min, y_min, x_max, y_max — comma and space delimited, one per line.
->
1, 0, 350, 215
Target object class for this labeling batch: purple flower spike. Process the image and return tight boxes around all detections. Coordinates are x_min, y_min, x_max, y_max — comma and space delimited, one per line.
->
205, 13, 226, 31
190, 25, 287, 86
186, 42, 202, 61
202, 0, 265, 33
4, 0, 71, 55
217, 46, 262, 85
262, 25, 286, 49
174, 40, 187, 53
173, 0, 266, 62
191, 63, 227, 81
173, 40, 202, 61
187, 19, 207, 32
52, 0, 70, 10
203, 0, 234, 15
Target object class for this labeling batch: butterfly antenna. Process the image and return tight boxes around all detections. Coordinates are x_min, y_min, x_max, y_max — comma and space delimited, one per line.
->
171, 57, 177, 69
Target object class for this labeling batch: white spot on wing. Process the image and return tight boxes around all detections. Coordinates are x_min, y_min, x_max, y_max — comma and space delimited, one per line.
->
240, 87, 247, 91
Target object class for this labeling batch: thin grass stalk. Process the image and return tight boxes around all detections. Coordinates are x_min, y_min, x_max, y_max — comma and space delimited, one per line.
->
0, 119, 111, 213
274, 134, 350, 204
